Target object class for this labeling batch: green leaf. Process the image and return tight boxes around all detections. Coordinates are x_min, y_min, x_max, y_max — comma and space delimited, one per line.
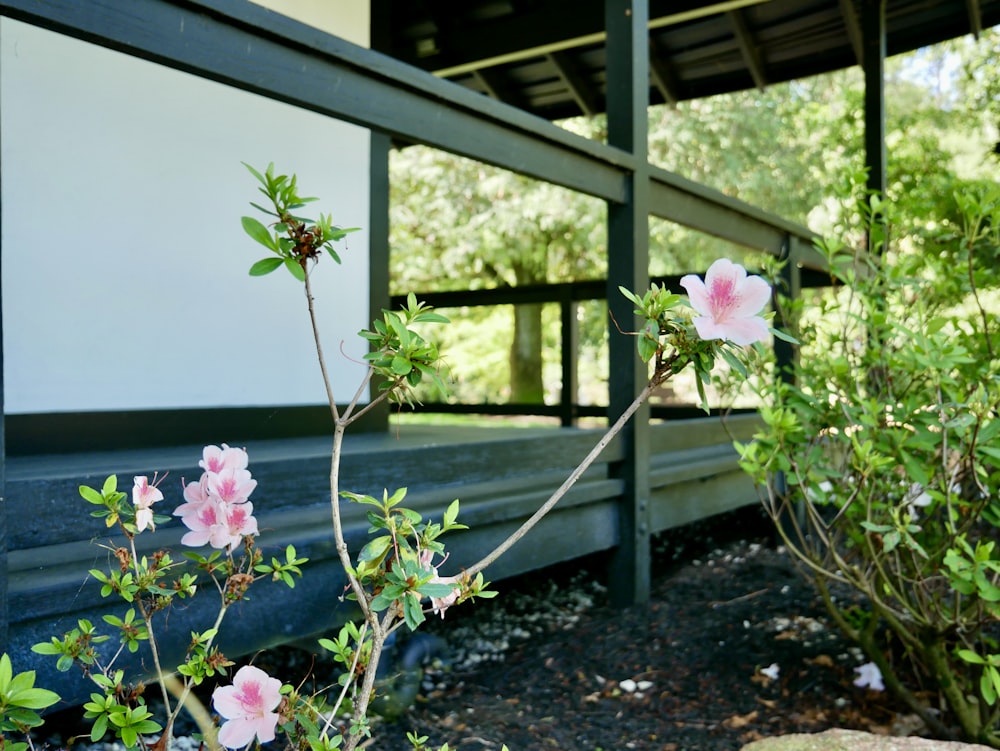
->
0, 654, 12, 692
79, 485, 105, 505
983, 665, 1000, 706
283, 256, 306, 282
959, 649, 988, 665
357, 535, 393, 564
91, 714, 109, 742
241, 161, 266, 185
242, 216, 277, 251
443, 499, 461, 528
769, 326, 799, 344
101, 475, 118, 496
390, 355, 413, 375
418, 582, 458, 598
249, 257, 284, 276
8, 686, 61, 710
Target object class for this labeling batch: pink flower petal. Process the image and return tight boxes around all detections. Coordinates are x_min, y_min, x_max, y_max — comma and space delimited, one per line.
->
682, 259, 771, 346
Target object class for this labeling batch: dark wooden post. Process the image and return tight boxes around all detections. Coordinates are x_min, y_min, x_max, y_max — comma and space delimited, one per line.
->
774, 235, 802, 531
0, 282, 7, 650
862, 0, 887, 254
368, 4, 393, 431
774, 235, 801, 382
559, 287, 579, 427
605, 0, 651, 606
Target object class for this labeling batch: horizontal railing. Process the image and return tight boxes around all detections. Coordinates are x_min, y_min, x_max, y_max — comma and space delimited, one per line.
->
390, 267, 830, 426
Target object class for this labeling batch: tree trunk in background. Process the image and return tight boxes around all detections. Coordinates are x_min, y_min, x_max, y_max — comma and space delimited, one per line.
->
509, 254, 546, 403
510, 301, 544, 402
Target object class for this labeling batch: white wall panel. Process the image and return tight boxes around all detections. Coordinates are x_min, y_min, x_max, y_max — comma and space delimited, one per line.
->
1, 18, 371, 413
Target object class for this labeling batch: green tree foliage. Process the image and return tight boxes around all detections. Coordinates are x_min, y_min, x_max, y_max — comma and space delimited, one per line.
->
389, 32, 999, 408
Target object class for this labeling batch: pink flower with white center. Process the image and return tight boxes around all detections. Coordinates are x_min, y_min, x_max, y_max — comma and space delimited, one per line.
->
180, 497, 258, 550
132, 476, 164, 533
212, 665, 282, 748
178, 497, 222, 548
680, 258, 771, 346
208, 467, 257, 504
200, 443, 249, 474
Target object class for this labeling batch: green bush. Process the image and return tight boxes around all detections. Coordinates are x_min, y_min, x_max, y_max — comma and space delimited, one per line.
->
739, 179, 1000, 745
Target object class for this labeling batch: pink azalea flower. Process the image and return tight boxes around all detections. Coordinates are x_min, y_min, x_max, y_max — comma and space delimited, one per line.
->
132, 476, 164, 532
173, 475, 211, 518
179, 497, 259, 550
207, 467, 257, 504
680, 258, 771, 346
212, 665, 282, 748
419, 549, 462, 618
200, 443, 250, 474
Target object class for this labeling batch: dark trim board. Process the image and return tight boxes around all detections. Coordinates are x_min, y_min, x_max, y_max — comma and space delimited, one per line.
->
4, 405, 383, 456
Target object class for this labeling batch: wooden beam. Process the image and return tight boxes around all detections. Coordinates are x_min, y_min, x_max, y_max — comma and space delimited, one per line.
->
839, 0, 864, 64
472, 67, 520, 107
649, 36, 681, 105
648, 166, 823, 260
727, 8, 767, 89
862, 0, 887, 201
548, 50, 599, 116
0, 275, 6, 651
966, 0, 983, 37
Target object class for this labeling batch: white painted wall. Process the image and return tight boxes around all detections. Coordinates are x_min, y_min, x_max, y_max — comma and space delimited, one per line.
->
1, 16, 372, 414
248, 0, 369, 46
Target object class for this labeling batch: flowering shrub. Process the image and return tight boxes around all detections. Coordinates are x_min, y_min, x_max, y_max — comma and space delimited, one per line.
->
739, 181, 1000, 746
25, 444, 306, 751
2, 163, 777, 751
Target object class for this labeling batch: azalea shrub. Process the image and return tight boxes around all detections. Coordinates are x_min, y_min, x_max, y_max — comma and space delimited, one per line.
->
4, 163, 777, 751
738, 181, 1000, 746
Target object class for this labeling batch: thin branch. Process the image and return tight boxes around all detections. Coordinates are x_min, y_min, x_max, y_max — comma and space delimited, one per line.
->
465, 379, 654, 579
304, 272, 340, 423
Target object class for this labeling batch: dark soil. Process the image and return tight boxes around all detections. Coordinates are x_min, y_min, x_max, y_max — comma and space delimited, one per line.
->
364, 506, 907, 751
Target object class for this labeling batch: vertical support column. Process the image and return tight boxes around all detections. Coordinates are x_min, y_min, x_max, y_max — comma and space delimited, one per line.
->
862, 0, 887, 254
774, 235, 802, 532
0, 260, 7, 649
605, 0, 651, 606
559, 288, 578, 427
368, 3, 393, 431
773, 235, 801, 383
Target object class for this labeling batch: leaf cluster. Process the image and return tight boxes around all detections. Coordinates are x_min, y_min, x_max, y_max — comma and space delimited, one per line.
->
0, 654, 61, 751
242, 162, 359, 281
359, 293, 450, 406
343, 488, 475, 631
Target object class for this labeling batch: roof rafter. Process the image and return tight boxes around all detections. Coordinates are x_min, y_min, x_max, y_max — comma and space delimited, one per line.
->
966, 0, 984, 35
547, 51, 599, 116
838, 0, 865, 64
649, 37, 681, 105
727, 7, 767, 89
